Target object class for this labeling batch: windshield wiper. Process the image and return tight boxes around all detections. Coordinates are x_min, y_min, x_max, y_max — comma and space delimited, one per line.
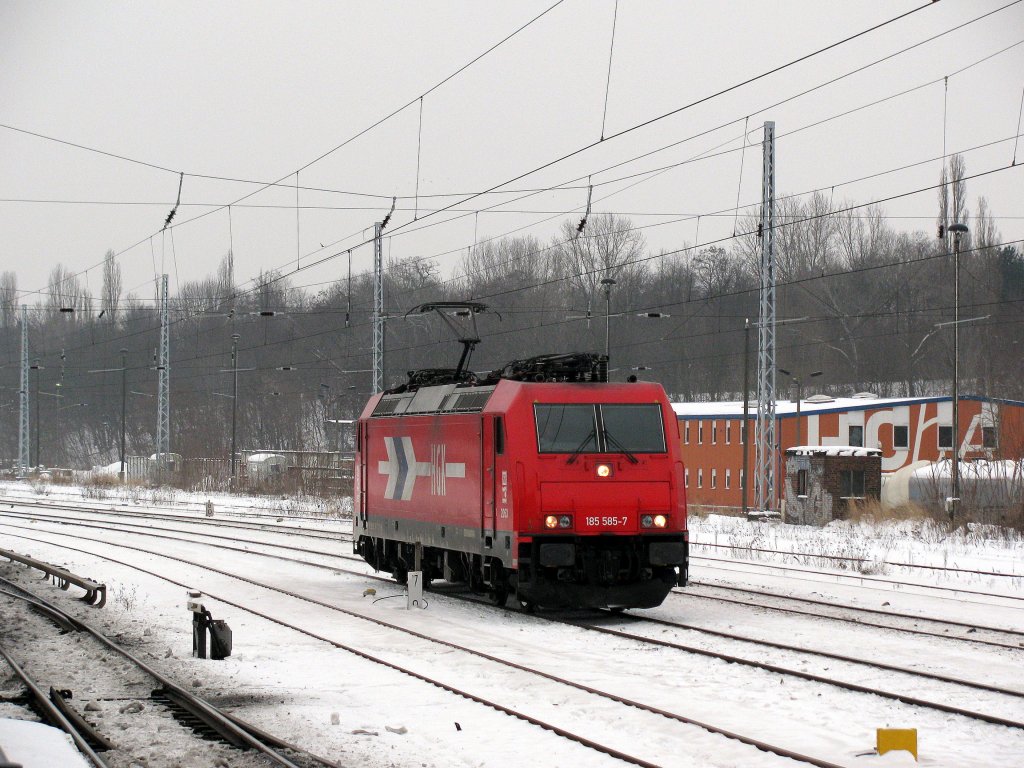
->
602, 429, 639, 464
566, 429, 596, 464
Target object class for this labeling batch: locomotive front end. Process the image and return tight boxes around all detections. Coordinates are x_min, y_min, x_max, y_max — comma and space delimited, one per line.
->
511, 387, 688, 610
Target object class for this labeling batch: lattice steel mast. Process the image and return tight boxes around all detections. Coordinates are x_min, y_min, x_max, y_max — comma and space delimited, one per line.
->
372, 223, 384, 394
755, 121, 777, 513
155, 274, 170, 465
18, 305, 29, 476
371, 199, 396, 394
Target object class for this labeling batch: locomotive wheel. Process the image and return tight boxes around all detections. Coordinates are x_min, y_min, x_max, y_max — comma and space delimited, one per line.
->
488, 561, 509, 607
490, 582, 509, 607
393, 566, 408, 585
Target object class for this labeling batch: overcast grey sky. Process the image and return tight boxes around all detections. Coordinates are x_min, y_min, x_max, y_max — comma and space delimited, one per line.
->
2, 0, 1023, 307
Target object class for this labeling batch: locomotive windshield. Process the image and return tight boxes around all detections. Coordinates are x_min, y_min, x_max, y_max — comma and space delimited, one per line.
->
535, 403, 666, 454
535, 404, 598, 453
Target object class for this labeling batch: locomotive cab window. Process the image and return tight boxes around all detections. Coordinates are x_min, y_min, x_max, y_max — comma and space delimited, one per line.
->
600, 404, 666, 453
535, 403, 666, 454
535, 404, 597, 453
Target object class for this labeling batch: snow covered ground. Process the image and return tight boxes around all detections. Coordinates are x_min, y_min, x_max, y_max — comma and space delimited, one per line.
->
1, 479, 1022, 767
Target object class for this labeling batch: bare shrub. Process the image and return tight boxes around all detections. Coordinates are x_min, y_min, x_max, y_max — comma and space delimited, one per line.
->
112, 584, 139, 613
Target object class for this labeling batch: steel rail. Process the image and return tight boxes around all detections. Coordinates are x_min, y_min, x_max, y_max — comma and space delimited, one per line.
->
0, 575, 307, 768
676, 581, 1024, 642
692, 539, 1024, 579
596, 611, 1024, 698
692, 550, 1024, 601
0, 526, 851, 768
558, 620, 1024, 729
0, 490, 345, 523
5, 508, 1021, 651
0, 495, 346, 537
4, 523, 1022, 765
0, 643, 110, 768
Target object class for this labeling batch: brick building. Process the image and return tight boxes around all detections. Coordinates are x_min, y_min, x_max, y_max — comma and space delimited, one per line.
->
673, 394, 1024, 513
783, 446, 882, 525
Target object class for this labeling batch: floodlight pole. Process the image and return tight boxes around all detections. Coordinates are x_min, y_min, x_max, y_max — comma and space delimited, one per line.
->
601, 278, 616, 359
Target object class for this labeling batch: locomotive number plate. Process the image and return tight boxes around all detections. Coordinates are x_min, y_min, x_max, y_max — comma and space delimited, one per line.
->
584, 516, 629, 527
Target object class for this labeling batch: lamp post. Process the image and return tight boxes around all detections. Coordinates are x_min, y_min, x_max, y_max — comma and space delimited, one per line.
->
230, 333, 240, 485
120, 349, 128, 479
947, 222, 969, 525
30, 360, 42, 468
600, 278, 616, 359
778, 368, 822, 447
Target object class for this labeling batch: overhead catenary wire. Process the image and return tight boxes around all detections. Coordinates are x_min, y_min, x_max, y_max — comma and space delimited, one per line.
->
6, 0, 1003, 313
5, 1, 569, 304
1014, 82, 1024, 165
39, 0, 952, 307
599, 0, 620, 142
15, 164, 1021, 382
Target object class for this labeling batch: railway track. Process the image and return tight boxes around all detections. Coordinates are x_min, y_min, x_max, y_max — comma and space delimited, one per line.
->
691, 551, 1024, 605
671, 582, 1024, 650
3, 511, 1024, 766
4, 502, 1022, 651
0, 528, 845, 768
0, 575, 339, 768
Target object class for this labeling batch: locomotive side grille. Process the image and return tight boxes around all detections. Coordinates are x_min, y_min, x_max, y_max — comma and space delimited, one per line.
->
444, 390, 493, 412
372, 397, 404, 416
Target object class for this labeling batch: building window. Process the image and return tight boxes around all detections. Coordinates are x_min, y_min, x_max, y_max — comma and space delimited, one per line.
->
685, 468, 689, 488
684, 422, 690, 445
983, 426, 998, 448
712, 421, 718, 444
725, 468, 731, 489
698, 421, 704, 445
797, 469, 808, 496
726, 420, 732, 444
711, 469, 717, 489
839, 469, 866, 498
938, 426, 953, 449
697, 469, 703, 488
893, 425, 909, 449
848, 425, 863, 447
739, 469, 745, 491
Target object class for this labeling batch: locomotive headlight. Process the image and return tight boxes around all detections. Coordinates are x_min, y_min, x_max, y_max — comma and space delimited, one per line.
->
544, 515, 559, 529
558, 515, 572, 529
641, 514, 653, 528
653, 514, 668, 528
596, 463, 613, 478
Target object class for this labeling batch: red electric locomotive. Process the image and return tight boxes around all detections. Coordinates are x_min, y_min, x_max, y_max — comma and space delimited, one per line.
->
353, 305, 688, 610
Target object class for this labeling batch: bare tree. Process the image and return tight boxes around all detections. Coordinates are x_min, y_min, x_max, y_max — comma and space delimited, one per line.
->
46, 263, 85, 318
550, 213, 647, 316
101, 249, 122, 321
0, 271, 17, 328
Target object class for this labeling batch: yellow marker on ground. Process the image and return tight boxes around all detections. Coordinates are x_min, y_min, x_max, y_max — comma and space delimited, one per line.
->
877, 728, 918, 760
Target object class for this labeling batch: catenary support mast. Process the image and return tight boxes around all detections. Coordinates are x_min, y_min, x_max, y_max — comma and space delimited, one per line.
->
755, 121, 777, 513
372, 223, 384, 394
18, 305, 29, 476
155, 274, 170, 472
